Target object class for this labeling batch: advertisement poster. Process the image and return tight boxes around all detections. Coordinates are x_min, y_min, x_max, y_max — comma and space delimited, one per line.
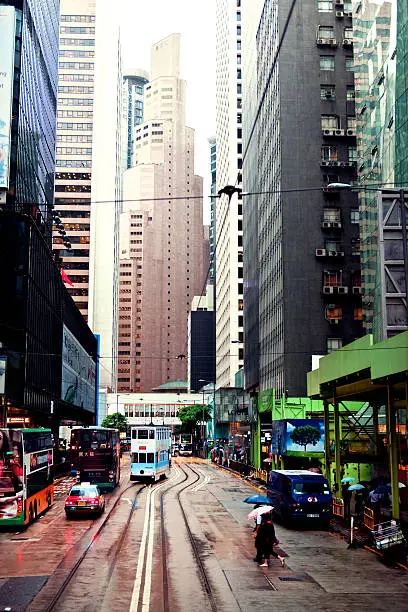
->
0, 6, 16, 189
61, 325, 96, 413
271, 419, 325, 456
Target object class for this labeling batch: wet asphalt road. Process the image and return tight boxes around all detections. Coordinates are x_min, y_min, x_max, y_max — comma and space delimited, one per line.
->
0, 458, 408, 611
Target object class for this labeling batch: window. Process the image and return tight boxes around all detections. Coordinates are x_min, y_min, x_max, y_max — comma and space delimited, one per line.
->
318, 0, 332, 10
323, 208, 341, 222
320, 56, 335, 70
321, 85, 335, 100
346, 86, 355, 101
237, 26, 241, 36
348, 145, 357, 162
345, 57, 354, 72
351, 238, 360, 256
344, 1, 352, 11
327, 338, 343, 354
321, 145, 337, 161
343, 28, 353, 40
350, 209, 360, 224
354, 307, 363, 321
347, 116, 356, 130
317, 26, 334, 39
321, 115, 338, 129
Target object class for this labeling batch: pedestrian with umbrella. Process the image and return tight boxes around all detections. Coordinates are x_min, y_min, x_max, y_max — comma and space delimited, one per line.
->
255, 510, 285, 568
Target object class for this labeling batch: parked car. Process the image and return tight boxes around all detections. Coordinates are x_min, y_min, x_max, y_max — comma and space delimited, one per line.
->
65, 483, 105, 519
178, 443, 193, 457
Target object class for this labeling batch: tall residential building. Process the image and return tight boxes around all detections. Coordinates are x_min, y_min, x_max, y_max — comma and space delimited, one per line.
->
88, 3, 123, 390
188, 286, 216, 393
208, 136, 216, 284
243, 0, 363, 398
215, 0, 244, 388
122, 69, 149, 170
117, 34, 206, 393
53, 0, 96, 321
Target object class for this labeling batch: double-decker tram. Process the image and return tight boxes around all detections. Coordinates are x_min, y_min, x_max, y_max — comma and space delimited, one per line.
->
130, 425, 171, 482
0, 428, 53, 526
70, 426, 120, 490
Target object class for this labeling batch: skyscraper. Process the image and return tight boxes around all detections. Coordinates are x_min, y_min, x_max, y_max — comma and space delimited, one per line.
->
122, 68, 149, 170
88, 2, 123, 390
243, 0, 363, 397
53, 0, 96, 321
117, 34, 206, 393
215, 0, 244, 388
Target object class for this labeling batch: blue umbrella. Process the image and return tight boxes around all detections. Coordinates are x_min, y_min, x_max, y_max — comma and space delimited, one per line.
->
348, 483, 366, 491
341, 477, 356, 483
243, 494, 271, 505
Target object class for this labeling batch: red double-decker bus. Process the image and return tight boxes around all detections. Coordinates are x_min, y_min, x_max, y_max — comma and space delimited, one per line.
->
69, 426, 120, 490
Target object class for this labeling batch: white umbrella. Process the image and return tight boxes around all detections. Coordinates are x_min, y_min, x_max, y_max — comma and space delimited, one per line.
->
246, 505, 273, 520
387, 482, 406, 489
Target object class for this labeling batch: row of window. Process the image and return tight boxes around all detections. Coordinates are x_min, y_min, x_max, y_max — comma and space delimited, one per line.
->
59, 50, 94, 58
56, 159, 92, 168
60, 26, 95, 34
321, 115, 356, 130
58, 98, 93, 107
57, 147, 92, 155
58, 110, 93, 118
59, 74, 94, 83
320, 55, 354, 71
60, 38, 95, 46
318, 0, 352, 10
60, 15, 95, 23
57, 122, 93, 131
321, 145, 356, 161
55, 172, 91, 181
55, 184, 91, 192
58, 85, 94, 94
56, 134, 92, 143
321, 84, 354, 100
59, 61, 94, 70
323, 208, 360, 223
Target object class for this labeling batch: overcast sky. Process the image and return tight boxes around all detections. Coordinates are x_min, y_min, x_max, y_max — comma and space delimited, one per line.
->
120, 0, 216, 206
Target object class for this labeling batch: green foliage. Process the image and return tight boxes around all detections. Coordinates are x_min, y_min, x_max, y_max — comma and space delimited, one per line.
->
290, 425, 321, 451
101, 413, 128, 433
178, 404, 211, 433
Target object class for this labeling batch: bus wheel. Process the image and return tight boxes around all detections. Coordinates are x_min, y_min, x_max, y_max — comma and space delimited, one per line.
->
28, 504, 34, 524
34, 501, 38, 520
47, 493, 52, 509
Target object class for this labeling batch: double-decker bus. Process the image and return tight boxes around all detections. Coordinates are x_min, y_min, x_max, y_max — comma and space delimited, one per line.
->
0, 428, 53, 526
130, 425, 171, 482
70, 426, 120, 490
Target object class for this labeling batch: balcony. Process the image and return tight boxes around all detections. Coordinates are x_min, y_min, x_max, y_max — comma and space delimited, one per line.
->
352, 286, 363, 295
326, 304, 343, 324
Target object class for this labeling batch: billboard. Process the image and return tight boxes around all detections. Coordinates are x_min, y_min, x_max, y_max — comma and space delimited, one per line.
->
61, 325, 96, 413
0, 6, 16, 189
271, 419, 325, 456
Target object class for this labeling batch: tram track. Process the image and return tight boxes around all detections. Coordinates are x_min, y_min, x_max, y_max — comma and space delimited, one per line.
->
43, 481, 146, 612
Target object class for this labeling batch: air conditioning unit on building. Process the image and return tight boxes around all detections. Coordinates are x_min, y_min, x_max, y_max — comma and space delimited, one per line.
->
331, 221, 342, 228
353, 286, 363, 295
322, 129, 332, 136
329, 39, 338, 46
336, 11, 344, 18
321, 160, 329, 166
328, 250, 344, 257
323, 286, 335, 294
337, 286, 349, 294
347, 129, 356, 136
334, 129, 345, 136
316, 248, 326, 257
343, 39, 352, 46
317, 38, 325, 45
330, 318, 340, 324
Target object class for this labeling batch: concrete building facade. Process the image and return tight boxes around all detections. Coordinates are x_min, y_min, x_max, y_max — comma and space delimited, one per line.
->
117, 34, 206, 393
53, 0, 96, 321
215, 0, 244, 388
243, 0, 363, 398
122, 68, 149, 170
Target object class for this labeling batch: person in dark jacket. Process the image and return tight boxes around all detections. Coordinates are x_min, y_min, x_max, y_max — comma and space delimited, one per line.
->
255, 512, 285, 567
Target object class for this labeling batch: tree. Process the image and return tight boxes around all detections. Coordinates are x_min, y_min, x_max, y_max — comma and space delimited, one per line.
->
177, 404, 211, 433
290, 425, 321, 452
101, 413, 128, 433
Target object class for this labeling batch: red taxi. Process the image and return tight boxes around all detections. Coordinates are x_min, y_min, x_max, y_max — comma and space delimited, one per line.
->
65, 483, 105, 519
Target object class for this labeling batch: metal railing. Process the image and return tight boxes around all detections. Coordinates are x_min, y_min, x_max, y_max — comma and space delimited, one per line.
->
363, 506, 375, 530
333, 497, 345, 518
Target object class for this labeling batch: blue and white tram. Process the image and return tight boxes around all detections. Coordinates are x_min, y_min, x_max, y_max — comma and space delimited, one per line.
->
130, 425, 171, 482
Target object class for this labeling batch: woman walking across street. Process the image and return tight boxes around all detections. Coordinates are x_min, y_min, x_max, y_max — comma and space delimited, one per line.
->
255, 511, 285, 567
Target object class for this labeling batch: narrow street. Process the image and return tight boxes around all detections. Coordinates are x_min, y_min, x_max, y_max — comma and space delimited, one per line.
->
0, 460, 407, 611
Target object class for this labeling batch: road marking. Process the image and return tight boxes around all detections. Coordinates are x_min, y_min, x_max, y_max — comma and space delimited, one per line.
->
129, 466, 182, 611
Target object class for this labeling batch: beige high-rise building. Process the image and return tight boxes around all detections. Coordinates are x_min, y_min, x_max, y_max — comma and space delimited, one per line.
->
118, 34, 206, 393
53, 0, 96, 320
